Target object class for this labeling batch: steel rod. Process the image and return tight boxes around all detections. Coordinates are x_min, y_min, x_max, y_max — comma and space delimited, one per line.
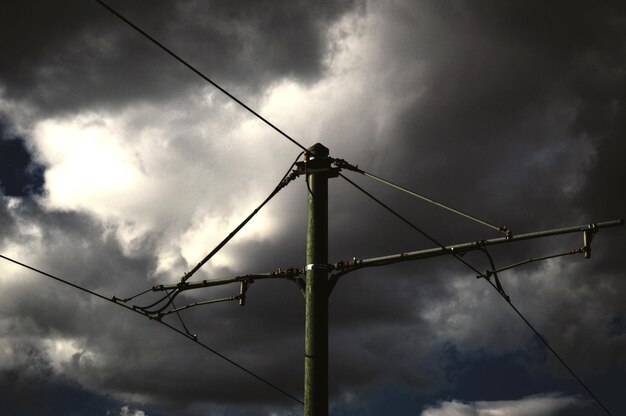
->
333, 219, 623, 271
362, 170, 511, 237
160, 296, 239, 316
153, 274, 275, 292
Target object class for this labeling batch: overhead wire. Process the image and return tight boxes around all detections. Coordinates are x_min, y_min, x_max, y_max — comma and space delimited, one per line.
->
160, 296, 240, 317
0, 253, 304, 406
166, 289, 194, 338
95, 0, 309, 154
478, 249, 613, 416
180, 151, 303, 283
338, 172, 483, 275
119, 287, 153, 302
490, 248, 584, 275
133, 286, 189, 316
338, 171, 613, 415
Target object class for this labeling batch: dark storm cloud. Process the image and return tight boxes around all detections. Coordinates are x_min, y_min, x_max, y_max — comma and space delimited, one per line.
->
0, 192, 305, 412
308, 0, 626, 411
0, 342, 126, 416
362, 0, 625, 230
0, 0, 359, 115
1, 0, 625, 415
318, 0, 626, 268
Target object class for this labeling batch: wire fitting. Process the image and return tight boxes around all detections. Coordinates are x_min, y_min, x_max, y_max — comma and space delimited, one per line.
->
500, 226, 513, 240
279, 168, 302, 189
331, 158, 363, 173
583, 223, 598, 259
305, 263, 330, 271
273, 267, 304, 278
239, 280, 251, 306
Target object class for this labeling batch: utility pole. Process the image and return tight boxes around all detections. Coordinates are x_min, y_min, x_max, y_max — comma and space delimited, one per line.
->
146, 152, 622, 415
91, 5, 624, 413
304, 143, 332, 416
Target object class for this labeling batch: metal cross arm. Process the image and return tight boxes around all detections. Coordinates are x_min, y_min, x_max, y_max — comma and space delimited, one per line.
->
328, 219, 623, 293
133, 268, 305, 317
152, 267, 305, 293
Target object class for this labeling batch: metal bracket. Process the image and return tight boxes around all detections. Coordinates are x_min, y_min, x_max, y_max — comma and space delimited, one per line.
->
583, 224, 598, 259
305, 263, 330, 271
295, 161, 339, 178
239, 280, 252, 306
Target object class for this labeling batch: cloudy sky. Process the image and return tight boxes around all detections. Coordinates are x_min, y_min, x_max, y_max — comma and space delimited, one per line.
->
0, 0, 625, 415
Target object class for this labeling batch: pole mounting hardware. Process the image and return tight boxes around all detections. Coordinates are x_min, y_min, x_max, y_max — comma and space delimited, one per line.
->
305, 264, 330, 271
583, 223, 598, 259
239, 280, 252, 306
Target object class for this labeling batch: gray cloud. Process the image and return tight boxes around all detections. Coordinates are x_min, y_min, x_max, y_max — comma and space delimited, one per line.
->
0, 0, 360, 115
421, 393, 591, 416
0, 0, 625, 415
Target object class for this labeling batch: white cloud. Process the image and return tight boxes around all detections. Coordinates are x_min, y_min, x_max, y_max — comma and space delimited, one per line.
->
19, 4, 424, 284
421, 394, 588, 416
44, 337, 99, 373
29, 101, 289, 279
118, 405, 147, 416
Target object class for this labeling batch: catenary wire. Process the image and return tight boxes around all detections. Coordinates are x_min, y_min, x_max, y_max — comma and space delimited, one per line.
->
491, 248, 583, 274
121, 287, 153, 302
166, 289, 194, 337
134, 289, 178, 311
134, 288, 185, 316
161, 296, 239, 317
478, 249, 613, 416
95, 0, 309, 154
0, 253, 304, 406
180, 151, 303, 283
339, 173, 614, 414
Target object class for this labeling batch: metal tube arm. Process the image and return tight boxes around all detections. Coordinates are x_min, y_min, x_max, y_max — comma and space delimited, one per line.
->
331, 219, 623, 273
152, 268, 304, 292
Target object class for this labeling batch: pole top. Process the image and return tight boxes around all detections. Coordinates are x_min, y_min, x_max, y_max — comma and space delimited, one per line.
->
308, 143, 329, 158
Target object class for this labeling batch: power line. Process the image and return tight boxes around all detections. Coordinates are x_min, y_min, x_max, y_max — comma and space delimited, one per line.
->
489, 279, 613, 415
338, 171, 614, 415
338, 172, 483, 275
0, 253, 304, 406
95, 0, 309, 154
490, 248, 583, 274
165, 289, 194, 338
477, 248, 613, 415
180, 151, 303, 283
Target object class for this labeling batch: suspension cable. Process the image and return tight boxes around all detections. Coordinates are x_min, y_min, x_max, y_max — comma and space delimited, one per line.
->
0, 253, 304, 406
95, 0, 309, 154
478, 249, 613, 416
490, 248, 584, 275
337, 172, 614, 414
334, 160, 511, 238
166, 289, 195, 338
160, 296, 239, 317
180, 151, 302, 283
338, 172, 483, 275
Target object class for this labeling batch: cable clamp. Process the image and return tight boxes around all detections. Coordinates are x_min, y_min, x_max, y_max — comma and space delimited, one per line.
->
331, 158, 362, 173
583, 223, 598, 259
239, 280, 252, 306
500, 226, 513, 240
305, 263, 330, 271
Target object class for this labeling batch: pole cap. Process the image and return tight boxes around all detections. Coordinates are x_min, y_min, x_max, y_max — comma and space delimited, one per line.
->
308, 143, 329, 158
